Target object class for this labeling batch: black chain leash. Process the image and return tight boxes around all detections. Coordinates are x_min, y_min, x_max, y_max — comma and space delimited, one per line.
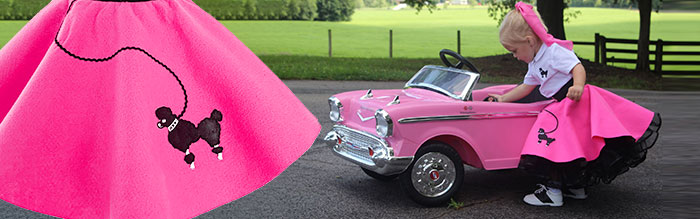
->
54, 0, 188, 119
542, 109, 559, 134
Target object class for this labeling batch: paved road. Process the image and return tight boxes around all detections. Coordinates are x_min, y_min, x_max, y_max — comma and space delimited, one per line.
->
1, 80, 695, 218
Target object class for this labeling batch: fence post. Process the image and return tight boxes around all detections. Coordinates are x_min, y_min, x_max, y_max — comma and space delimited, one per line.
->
601, 35, 608, 65
655, 39, 663, 74
457, 30, 461, 55
390, 29, 393, 58
594, 33, 600, 63
328, 29, 332, 57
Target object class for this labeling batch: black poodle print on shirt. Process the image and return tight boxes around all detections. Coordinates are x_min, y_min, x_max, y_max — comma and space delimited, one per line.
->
537, 109, 558, 147
539, 68, 549, 79
56, 0, 225, 170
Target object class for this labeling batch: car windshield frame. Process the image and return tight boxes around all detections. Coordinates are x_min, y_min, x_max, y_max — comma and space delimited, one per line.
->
404, 65, 481, 101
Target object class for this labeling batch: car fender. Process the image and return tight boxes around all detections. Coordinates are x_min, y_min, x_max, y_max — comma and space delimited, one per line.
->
395, 125, 485, 169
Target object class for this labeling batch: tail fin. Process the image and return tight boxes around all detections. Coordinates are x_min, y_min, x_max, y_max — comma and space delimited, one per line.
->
210, 109, 223, 121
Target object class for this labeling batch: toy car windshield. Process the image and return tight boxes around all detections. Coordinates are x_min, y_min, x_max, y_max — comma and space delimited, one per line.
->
404, 65, 480, 101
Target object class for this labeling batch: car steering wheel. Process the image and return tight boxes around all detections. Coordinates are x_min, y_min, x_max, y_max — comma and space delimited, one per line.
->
439, 49, 479, 73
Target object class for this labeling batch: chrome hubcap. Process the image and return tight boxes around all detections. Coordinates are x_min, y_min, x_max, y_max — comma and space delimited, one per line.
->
411, 152, 456, 197
429, 170, 439, 181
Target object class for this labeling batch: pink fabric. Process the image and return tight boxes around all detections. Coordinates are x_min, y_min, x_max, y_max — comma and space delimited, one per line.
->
515, 1, 574, 51
0, 0, 320, 218
520, 85, 654, 163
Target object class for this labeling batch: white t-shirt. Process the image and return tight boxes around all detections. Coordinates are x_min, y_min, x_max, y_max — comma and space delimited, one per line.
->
524, 43, 580, 98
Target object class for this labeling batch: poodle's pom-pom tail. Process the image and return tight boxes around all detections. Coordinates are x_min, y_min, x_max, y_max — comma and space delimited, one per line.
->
210, 109, 223, 121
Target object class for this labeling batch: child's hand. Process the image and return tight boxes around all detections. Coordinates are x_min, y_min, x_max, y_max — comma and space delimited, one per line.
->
486, 94, 503, 102
567, 85, 584, 101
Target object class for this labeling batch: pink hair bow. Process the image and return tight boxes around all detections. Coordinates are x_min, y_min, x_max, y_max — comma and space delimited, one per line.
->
515, 1, 574, 51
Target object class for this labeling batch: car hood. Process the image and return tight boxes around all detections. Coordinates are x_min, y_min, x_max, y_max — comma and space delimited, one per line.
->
334, 88, 455, 133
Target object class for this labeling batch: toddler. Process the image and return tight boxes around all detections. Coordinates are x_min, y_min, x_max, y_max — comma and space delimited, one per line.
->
489, 2, 588, 207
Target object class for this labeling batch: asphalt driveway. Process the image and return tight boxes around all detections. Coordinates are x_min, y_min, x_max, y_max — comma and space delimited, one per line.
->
1, 80, 695, 218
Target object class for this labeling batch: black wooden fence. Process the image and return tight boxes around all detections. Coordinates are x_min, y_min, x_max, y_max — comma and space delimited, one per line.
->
573, 33, 700, 75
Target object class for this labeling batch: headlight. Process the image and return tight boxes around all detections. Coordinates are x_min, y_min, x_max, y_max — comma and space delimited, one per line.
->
375, 109, 393, 137
328, 96, 343, 122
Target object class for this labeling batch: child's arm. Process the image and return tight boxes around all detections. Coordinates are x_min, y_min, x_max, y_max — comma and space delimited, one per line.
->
566, 63, 586, 101
488, 83, 536, 102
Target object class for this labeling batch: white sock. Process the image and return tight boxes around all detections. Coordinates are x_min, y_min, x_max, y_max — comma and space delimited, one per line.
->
548, 187, 561, 194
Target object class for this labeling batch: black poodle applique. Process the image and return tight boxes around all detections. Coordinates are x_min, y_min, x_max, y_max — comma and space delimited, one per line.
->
54, 0, 224, 170
537, 128, 556, 146
536, 109, 558, 147
156, 107, 223, 170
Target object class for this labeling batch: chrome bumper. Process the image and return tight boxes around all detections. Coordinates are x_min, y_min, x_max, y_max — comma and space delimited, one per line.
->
324, 125, 413, 175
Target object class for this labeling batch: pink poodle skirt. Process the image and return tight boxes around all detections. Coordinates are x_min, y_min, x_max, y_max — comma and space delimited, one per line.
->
519, 85, 660, 187
0, 0, 320, 218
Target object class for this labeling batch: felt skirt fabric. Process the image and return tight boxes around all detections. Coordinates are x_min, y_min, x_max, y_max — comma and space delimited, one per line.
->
0, 0, 320, 218
519, 85, 660, 187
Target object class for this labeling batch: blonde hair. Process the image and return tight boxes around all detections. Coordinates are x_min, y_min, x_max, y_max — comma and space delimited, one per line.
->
499, 9, 547, 45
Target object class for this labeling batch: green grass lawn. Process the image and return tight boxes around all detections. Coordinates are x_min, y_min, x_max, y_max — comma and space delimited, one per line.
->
0, 20, 25, 47
3, 7, 698, 59
1, 6, 698, 85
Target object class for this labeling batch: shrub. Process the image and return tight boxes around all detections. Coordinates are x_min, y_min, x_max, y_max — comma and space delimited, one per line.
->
298, 0, 318, 20
0, 0, 49, 20
316, 0, 355, 21
2, 0, 322, 21
193, 0, 318, 20
243, 0, 258, 20
0, 0, 10, 20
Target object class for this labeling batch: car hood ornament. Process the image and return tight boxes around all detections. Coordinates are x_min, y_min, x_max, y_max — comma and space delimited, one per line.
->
387, 95, 400, 106
361, 89, 373, 100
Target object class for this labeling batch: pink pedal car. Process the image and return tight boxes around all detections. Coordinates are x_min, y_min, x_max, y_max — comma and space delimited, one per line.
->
324, 50, 561, 206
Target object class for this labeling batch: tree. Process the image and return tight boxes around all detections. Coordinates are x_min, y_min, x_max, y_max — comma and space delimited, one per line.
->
633, 0, 653, 71
536, 0, 567, 40
607, 0, 662, 72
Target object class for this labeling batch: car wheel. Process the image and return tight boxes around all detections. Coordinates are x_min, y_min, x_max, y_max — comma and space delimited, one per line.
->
399, 142, 464, 206
361, 167, 399, 181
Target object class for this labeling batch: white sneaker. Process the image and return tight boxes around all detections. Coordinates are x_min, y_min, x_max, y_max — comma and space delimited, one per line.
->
563, 188, 588, 200
523, 184, 563, 207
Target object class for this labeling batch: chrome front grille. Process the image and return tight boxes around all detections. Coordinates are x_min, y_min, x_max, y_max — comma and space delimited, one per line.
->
334, 126, 384, 165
